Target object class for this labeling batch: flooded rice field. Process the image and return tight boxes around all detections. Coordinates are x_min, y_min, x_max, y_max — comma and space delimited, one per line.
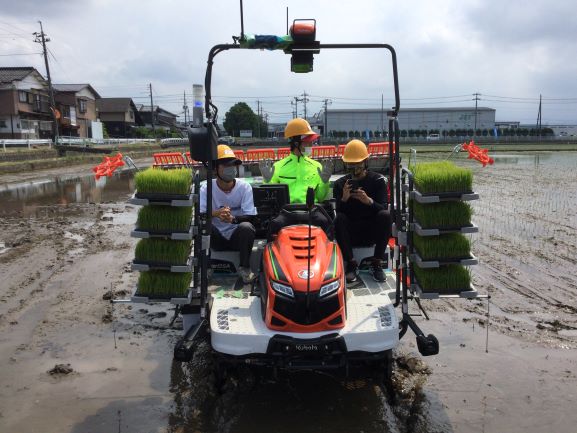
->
0, 151, 576, 433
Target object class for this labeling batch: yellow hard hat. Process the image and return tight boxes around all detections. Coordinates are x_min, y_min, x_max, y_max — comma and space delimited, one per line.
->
342, 139, 369, 163
284, 117, 316, 139
217, 144, 241, 164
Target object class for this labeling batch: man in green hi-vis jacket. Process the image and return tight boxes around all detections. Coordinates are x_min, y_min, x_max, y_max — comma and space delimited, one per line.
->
260, 117, 332, 203
259, 117, 334, 239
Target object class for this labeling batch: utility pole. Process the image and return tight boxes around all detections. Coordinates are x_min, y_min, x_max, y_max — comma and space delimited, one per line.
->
300, 91, 309, 121
33, 21, 59, 144
536, 94, 542, 140
149, 83, 155, 134
323, 98, 332, 138
473, 92, 481, 136
256, 100, 261, 138
183, 90, 189, 125
291, 97, 299, 118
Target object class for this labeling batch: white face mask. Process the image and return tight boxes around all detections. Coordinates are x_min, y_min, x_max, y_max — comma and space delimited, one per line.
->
219, 166, 236, 182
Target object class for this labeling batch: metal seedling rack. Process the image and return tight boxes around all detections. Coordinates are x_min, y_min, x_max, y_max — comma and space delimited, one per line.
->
401, 164, 482, 299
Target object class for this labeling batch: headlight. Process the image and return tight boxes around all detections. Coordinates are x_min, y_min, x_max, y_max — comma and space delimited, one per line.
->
271, 281, 294, 298
319, 280, 340, 298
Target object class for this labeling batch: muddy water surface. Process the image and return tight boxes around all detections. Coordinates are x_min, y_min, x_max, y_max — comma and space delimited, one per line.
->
0, 169, 135, 217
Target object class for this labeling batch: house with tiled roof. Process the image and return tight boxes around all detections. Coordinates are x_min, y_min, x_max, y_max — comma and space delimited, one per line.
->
53, 84, 101, 138
96, 97, 143, 138
138, 105, 178, 131
0, 67, 53, 139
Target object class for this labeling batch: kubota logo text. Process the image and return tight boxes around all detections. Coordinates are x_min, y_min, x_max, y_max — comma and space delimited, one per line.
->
298, 270, 315, 279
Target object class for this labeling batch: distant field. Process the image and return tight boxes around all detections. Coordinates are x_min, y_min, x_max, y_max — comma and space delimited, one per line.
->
398, 142, 577, 152
231, 141, 577, 153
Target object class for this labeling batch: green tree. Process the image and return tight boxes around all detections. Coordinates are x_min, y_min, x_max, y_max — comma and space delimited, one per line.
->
223, 102, 259, 137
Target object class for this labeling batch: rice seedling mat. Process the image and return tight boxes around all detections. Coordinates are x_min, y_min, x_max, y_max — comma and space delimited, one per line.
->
411, 221, 478, 236
410, 252, 478, 269
409, 189, 479, 204
129, 191, 195, 207
411, 282, 478, 299
131, 255, 195, 273
131, 285, 193, 304
134, 167, 193, 198
135, 190, 194, 201
130, 225, 195, 240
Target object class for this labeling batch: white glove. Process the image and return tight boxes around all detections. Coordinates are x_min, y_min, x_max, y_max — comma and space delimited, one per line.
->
317, 160, 333, 183
259, 159, 275, 182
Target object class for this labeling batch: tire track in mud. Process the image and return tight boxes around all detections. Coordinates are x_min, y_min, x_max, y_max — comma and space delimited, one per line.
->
467, 157, 577, 348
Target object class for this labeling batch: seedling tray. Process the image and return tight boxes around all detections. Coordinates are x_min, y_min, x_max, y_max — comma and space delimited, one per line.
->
410, 252, 478, 268
129, 191, 195, 207
407, 188, 479, 203
411, 282, 478, 299
132, 256, 195, 273
131, 225, 195, 240
411, 221, 478, 236
131, 285, 192, 304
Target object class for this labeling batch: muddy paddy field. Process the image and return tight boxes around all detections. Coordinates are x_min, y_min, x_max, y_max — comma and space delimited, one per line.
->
0, 152, 576, 433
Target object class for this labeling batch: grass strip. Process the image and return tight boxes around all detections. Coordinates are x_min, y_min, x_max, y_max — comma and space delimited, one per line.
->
134, 239, 191, 265
413, 233, 470, 260
136, 206, 192, 232
135, 167, 192, 195
413, 265, 471, 293
137, 271, 191, 297
413, 200, 472, 228
410, 161, 473, 193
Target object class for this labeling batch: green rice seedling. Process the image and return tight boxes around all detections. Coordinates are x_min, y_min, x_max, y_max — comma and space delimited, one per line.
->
413, 233, 470, 260
136, 206, 192, 232
410, 161, 472, 194
135, 239, 191, 265
413, 265, 471, 293
135, 167, 192, 195
413, 200, 472, 228
137, 271, 192, 297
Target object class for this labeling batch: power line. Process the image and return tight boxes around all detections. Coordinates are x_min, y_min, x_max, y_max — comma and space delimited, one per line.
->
0, 52, 42, 56
0, 20, 36, 35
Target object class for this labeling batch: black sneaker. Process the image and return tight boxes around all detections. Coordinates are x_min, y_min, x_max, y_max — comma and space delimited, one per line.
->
345, 261, 359, 283
370, 262, 386, 282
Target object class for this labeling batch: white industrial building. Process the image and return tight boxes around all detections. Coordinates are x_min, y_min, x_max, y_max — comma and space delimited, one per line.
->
320, 107, 496, 136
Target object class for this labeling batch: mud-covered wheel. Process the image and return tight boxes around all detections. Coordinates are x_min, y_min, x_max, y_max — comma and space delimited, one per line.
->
371, 350, 393, 385
378, 350, 395, 403
383, 349, 393, 382
214, 358, 227, 392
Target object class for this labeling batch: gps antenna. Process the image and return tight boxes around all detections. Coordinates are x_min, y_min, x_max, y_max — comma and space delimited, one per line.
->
239, 0, 245, 41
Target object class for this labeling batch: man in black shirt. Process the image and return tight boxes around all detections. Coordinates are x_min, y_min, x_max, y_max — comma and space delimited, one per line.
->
333, 139, 392, 283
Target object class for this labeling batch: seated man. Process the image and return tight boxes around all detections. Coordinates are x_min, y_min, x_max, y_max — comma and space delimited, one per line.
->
259, 117, 333, 238
200, 144, 257, 283
333, 139, 392, 283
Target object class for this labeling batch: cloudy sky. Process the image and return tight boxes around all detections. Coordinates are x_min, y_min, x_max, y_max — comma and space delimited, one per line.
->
1, 0, 576, 125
